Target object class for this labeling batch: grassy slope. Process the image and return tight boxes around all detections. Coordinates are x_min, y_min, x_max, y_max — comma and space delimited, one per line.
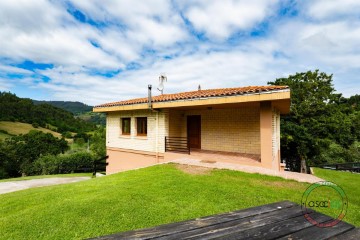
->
313, 167, 360, 227
0, 121, 63, 139
0, 164, 358, 239
0, 173, 92, 183
0, 131, 11, 141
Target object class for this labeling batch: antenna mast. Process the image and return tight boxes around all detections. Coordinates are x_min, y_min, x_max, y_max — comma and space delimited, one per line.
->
157, 73, 167, 95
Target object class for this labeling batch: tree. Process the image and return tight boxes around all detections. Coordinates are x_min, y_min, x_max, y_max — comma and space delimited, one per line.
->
0, 91, 97, 133
268, 70, 355, 172
90, 127, 106, 158
0, 130, 69, 177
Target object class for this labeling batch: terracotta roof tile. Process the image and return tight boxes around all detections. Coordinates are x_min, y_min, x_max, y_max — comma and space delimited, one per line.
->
94, 85, 289, 108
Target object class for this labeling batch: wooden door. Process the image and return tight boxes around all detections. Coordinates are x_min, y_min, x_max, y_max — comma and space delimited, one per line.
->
187, 115, 201, 149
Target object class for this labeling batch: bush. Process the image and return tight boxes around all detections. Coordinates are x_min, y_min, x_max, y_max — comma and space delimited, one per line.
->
317, 140, 360, 165
32, 122, 39, 128
33, 152, 95, 175
319, 142, 347, 164
0, 167, 9, 179
0, 130, 8, 134
32, 155, 60, 175
348, 141, 360, 162
74, 138, 86, 146
61, 131, 72, 138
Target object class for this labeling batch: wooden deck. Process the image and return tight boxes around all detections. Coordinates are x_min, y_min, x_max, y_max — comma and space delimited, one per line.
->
91, 201, 359, 240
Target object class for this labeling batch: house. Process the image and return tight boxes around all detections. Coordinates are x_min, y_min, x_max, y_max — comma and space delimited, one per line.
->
93, 85, 290, 174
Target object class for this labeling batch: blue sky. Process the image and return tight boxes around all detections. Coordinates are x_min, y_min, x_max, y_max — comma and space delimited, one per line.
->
0, 0, 359, 105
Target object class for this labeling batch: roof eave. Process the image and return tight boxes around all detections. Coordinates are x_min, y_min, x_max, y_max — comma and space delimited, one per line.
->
93, 89, 290, 113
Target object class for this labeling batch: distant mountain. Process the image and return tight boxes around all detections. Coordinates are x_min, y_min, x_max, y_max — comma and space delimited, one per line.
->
0, 92, 97, 133
32, 100, 92, 114
32, 100, 105, 126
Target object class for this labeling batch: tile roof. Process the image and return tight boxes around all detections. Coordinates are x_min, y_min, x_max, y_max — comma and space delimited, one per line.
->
94, 85, 289, 108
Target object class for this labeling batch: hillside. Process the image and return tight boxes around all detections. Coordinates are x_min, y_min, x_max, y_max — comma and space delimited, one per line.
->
0, 92, 97, 133
0, 121, 65, 140
77, 112, 106, 126
33, 99, 106, 126
32, 100, 92, 114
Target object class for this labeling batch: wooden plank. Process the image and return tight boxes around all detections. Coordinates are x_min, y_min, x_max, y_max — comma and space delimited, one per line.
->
166, 149, 189, 152
277, 220, 354, 240
210, 212, 332, 240
155, 205, 306, 240
166, 145, 188, 148
330, 228, 360, 240
89, 201, 297, 240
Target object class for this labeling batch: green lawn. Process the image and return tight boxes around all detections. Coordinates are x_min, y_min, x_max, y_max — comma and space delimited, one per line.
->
0, 173, 92, 182
0, 164, 358, 239
312, 167, 360, 227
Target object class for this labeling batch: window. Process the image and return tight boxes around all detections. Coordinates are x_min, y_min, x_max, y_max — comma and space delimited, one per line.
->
136, 117, 147, 136
121, 118, 131, 135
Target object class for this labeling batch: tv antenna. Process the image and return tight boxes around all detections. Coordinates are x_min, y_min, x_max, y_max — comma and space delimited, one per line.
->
157, 73, 167, 95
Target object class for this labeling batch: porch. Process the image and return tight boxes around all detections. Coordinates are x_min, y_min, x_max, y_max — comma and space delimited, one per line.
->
164, 148, 262, 168
164, 101, 281, 170
96, 85, 291, 174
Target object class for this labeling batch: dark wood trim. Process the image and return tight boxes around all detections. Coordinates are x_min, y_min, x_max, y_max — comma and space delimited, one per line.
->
121, 117, 131, 135
187, 115, 201, 149
136, 117, 147, 136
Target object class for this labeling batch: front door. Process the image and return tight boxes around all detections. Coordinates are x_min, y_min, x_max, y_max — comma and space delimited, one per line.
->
187, 115, 201, 149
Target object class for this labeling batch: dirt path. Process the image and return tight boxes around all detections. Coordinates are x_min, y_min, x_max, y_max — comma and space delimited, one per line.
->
0, 177, 91, 195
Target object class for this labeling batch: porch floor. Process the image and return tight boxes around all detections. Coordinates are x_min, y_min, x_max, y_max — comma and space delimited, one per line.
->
165, 149, 324, 183
170, 149, 262, 167
169, 159, 323, 183
190, 149, 261, 166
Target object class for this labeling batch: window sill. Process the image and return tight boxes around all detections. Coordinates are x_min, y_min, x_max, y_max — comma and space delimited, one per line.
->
119, 135, 131, 139
135, 135, 148, 140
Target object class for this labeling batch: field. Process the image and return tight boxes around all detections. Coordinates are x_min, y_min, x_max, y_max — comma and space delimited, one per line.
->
0, 121, 66, 140
0, 164, 358, 239
0, 131, 12, 141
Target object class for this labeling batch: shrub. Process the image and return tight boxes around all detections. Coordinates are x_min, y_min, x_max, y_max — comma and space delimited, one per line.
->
33, 152, 95, 175
0, 130, 8, 134
74, 138, 86, 146
61, 131, 72, 138
32, 155, 60, 175
0, 167, 9, 179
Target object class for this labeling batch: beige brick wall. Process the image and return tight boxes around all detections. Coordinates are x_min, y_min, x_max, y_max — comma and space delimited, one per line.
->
107, 107, 261, 155
106, 109, 168, 153
169, 110, 186, 137
169, 107, 261, 154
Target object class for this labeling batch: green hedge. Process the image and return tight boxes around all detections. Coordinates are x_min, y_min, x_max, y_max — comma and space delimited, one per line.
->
32, 152, 95, 175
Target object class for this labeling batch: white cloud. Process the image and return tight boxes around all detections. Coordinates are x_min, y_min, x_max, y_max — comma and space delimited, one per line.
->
0, 65, 33, 75
304, 0, 360, 20
182, 0, 279, 39
0, 0, 360, 105
68, 0, 189, 48
0, 78, 13, 91
0, 0, 122, 70
33, 46, 286, 105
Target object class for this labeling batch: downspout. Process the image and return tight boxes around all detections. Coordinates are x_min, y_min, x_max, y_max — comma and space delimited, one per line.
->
148, 84, 159, 162
148, 84, 152, 110
156, 111, 159, 163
